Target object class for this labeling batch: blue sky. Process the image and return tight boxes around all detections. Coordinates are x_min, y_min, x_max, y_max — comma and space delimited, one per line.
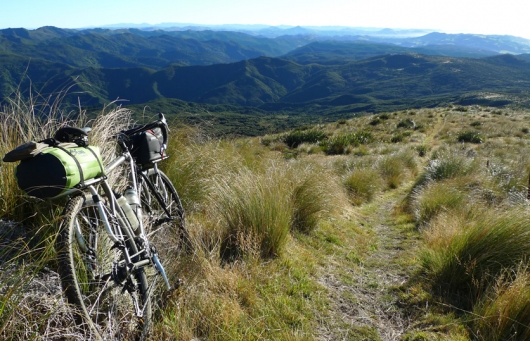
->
3, 0, 530, 39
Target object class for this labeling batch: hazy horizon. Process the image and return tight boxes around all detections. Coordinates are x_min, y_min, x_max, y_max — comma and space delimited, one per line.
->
3, 0, 530, 39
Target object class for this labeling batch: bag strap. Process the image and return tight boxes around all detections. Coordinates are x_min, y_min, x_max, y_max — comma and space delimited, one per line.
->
84, 146, 105, 177
54, 145, 85, 187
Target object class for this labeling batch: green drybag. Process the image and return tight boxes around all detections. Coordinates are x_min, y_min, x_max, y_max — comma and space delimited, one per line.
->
16, 146, 104, 199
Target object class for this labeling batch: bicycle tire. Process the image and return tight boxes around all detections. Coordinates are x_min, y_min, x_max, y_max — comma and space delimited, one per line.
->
139, 168, 190, 291
141, 168, 189, 249
56, 195, 152, 341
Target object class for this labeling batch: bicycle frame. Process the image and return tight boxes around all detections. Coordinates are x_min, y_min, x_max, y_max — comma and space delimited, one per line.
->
58, 134, 171, 297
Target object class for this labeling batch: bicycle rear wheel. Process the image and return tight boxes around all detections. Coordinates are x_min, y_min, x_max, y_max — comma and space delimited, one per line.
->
56, 195, 152, 341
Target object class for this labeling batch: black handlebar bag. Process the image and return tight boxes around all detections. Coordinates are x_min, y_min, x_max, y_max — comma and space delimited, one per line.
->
130, 126, 168, 166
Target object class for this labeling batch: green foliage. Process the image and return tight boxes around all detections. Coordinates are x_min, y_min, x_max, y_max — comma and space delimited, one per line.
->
397, 118, 416, 129
290, 165, 339, 233
322, 132, 373, 155
415, 145, 429, 157
457, 131, 483, 143
425, 153, 476, 181
378, 150, 417, 189
390, 134, 404, 143
415, 182, 466, 224
369, 117, 382, 126
283, 129, 327, 148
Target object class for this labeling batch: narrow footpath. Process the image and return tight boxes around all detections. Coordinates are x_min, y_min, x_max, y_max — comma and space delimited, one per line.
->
317, 188, 421, 340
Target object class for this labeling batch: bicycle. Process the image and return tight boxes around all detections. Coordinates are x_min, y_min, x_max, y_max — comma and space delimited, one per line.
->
48, 114, 186, 340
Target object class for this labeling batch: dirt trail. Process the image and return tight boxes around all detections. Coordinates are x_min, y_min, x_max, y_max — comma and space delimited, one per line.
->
318, 190, 420, 341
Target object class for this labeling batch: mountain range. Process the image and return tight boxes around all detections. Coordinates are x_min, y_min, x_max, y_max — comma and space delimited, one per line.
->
2, 25, 530, 131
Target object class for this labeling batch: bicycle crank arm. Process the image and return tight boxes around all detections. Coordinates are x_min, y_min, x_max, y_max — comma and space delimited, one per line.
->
152, 253, 171, 290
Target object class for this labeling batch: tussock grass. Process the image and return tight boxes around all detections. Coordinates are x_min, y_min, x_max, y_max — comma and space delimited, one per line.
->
290, 162, 344, 233
377, 149, 418, 189
413, 180, 467, 224
344, 168, 382, 205
5, 103, 530, 340
214, 164, 292, 260
472, 265, 530, 340
421, 207, 530, 309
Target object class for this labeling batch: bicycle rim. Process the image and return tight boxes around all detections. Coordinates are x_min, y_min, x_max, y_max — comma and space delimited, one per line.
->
140, 169, 189, 284
57, 195, 151, 340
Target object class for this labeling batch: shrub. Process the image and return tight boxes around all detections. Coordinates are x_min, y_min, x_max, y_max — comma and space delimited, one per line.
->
390, 134, 404, 143
397, 118, 416, 129
457, 131, 483, 144
415, 145, 429, 157
369, 118, 381, 126
283, 129, 327, 148
322, 132, 372, 155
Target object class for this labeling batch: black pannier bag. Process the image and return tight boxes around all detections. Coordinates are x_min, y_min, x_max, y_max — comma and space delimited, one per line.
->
130, 126, 167, 166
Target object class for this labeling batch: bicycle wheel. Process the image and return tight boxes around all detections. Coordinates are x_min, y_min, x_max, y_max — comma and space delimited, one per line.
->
56, 195, 152, 341
139, 168, 190, 292
141, 168, 189, 250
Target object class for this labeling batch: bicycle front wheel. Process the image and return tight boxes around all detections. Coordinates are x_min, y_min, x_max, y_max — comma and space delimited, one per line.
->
141, 168, 189, 252
56, 195, 152, 341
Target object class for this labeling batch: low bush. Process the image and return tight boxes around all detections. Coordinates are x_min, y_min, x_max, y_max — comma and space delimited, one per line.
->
397, 118, 416, 129
283, 129, 327, 148
322, 132, 373, 155
457, 131, 483, 144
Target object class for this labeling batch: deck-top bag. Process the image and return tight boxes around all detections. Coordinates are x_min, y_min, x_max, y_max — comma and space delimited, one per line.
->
15, 145, 104, 199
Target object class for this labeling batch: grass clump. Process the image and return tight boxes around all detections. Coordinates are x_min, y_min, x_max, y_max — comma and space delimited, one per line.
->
397, 118, 416, 129
472, 265, 530, 340
215, 165, 292, 260
413, 180, 467, 224
377, 149, 418, 189
421, 208, 530, 310
290, 164, 342, 234
343, 168, 382, 205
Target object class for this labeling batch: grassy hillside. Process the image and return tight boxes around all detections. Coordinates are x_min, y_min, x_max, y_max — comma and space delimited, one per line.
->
2, 100, 530, 340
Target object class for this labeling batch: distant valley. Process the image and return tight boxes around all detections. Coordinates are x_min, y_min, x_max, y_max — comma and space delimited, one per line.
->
2, 25, 530, 134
